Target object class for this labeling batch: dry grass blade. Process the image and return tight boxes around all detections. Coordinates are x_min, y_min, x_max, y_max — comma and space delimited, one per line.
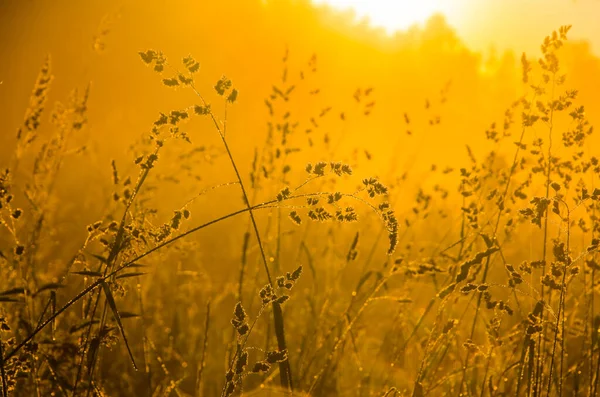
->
0, 336, 7, 397
196, 301, 210, 397
100, 281, 138, 370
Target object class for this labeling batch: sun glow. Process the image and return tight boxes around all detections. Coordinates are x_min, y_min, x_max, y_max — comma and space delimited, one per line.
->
312, 0, 458, 32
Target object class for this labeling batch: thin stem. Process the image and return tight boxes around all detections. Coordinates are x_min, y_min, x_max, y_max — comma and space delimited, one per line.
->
196, 301, 210, 397
542, 72, 558, 397
188, 78, 292, 388
547, 200, 569, 397
0, 333, 8, 397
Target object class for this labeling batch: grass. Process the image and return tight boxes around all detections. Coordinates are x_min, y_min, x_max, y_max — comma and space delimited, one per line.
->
1, 23, 600, 397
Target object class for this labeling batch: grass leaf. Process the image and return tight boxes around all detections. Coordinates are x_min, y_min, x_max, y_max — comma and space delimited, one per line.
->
101, 281, 137, 370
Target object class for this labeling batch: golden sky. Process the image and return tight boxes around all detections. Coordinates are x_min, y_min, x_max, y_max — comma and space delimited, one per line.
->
1, 0, 599, 173
313, 0, 600, 56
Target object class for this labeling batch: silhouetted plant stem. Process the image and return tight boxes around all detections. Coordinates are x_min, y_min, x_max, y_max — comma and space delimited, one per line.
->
547, 200, 569, 397
238, 231, 251, 303
0, 333, 7, 397
542, 73, 557, 397
196, 301, 210, 397
186, 79, 293, 390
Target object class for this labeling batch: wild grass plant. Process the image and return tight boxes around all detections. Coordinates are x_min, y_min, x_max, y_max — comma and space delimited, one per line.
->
0, 23, 599, 397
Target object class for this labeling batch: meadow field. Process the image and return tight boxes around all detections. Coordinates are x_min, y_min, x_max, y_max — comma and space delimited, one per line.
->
1, 1, 600, 395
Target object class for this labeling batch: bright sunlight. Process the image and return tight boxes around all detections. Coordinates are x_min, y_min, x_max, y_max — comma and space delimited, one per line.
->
312, 0, 459, 31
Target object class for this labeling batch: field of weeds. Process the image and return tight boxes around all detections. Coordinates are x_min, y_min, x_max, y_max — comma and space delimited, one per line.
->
1, 1, 600, 396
